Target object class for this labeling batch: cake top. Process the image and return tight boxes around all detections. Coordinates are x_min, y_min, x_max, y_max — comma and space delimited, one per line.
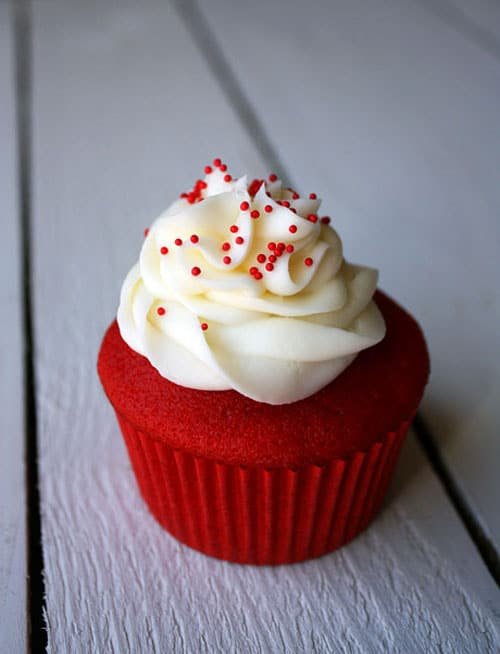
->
117, 160, 385, 404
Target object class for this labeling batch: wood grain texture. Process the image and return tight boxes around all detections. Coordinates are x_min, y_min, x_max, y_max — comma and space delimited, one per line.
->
0, 3, 27, 653
200, 0, 500, 552
31, 0, 500, 651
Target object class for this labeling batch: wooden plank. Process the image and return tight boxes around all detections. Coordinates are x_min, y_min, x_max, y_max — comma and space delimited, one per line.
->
32, 0, 499, 651
200, 0, 500, 554
0, 4, 27, 653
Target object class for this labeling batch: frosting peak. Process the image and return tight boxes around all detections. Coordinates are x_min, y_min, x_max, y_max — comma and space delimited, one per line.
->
118, 161, 385, 404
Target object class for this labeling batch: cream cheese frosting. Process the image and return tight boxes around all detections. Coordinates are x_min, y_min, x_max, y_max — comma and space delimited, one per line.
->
117, 161, 386, 405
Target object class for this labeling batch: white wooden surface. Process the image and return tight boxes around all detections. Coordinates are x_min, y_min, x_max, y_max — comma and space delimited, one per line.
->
26, 0, 500, 652
200, 0, 500, 550
0, 4, 27, 653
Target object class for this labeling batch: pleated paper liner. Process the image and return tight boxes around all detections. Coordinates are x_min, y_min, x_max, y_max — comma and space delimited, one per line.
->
117, 412, 410, 565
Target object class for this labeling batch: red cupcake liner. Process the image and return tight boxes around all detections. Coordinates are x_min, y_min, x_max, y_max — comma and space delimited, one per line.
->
117, 412, 410, 564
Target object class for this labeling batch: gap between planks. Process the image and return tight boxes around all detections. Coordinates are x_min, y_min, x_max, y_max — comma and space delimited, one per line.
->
171, 0, 500, 587
12, 0, 48, 650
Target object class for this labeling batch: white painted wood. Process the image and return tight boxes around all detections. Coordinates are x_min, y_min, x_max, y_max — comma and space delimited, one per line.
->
201, 0, 500, 551
0, 4, 27, 653
32, 0, 500, 651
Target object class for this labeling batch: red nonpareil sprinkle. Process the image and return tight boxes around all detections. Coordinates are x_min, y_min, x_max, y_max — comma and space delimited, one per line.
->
230, 225, 239, 233
157, 306, 166, 316
292, 192, 300, 199
264, 204, 273, 213
268, 173, 278, 182
257, 253, 266, 263
201, 322, 208, 331
248, 179, 263, 196
191, 266, 201, 276
190, 234, 199, 244
288, 224, 297, 234
307, 214, 318, 223
213, 158, 222, 167
160, 246, 169, 255
304, 257, 314, 266
187, 195, 196, 204
290, 208, 297, 214
204, 165, 213, 174
240, 201, 249, 211
235, 236, 244, 244
286, 244, 295, 253
250, 209, 260, 219
224, 174, 232, 182
282, 200, 290, 208
223, 255, 232, 265
254, 271, 263, 280
222, 242, 231, 251
309, 193, 317, 199
277, 242, 285, 250
174, 238, 183, 246
144, 228, 150, 237
249, 266, 258, 275
180, 193, 188, 199
321, 216, 331, 225
199, 180, 207, 189
268, 254, 277, 263
267, 242, 276, 251
265, 263, 274, 271
220, 164, 227, 172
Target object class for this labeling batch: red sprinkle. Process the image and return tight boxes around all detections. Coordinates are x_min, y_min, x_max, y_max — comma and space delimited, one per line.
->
201, 322, 208, 331
321, 216, 331, 225
254, 271, 263, 280
304, 257, 314, 266
267, 242, 276, 251
213, 158, 222, 167
309, 193, 317, 199
249, 266, 258, 275
308, 214, 318, 223
191, 266, 201, 276
160, 246, 169, 255
286, 244, 295, 253
288, 225, 297, 234
230, 225, 239, 233
223, 255, 232, 265
235, 236, 244, 244
264, 204, 273, 213
224, 174, 232, 182
220, 164, 227, 172
204, 165, 213, 174
180, 193, 188, 199
277, 242, 285, 250
257, 253, 266, 263
190, 234, 199, 244
157, 306, 166, 316
282, 200, 290, 208
144, 228, 150, 237
268, 254, 277, 263
250, 210, 260, 219
240, 201, 249, 211
269, 173, 278, 182
265, 263, 274, 271
292, 192, 300, 199
222, 242, 231, 251
174, 238, 183, 246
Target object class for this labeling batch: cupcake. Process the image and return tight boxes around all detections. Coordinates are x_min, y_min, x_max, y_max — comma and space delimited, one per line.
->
98, 160, 429, 564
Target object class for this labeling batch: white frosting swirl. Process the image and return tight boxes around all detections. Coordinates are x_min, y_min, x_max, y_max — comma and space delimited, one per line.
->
118, 167, 385, 404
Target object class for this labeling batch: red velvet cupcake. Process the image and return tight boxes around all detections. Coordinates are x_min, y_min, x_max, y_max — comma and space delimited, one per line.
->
98, 161, 429, 564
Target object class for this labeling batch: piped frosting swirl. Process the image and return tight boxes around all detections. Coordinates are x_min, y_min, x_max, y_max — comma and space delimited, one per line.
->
118, 161, 385, 404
